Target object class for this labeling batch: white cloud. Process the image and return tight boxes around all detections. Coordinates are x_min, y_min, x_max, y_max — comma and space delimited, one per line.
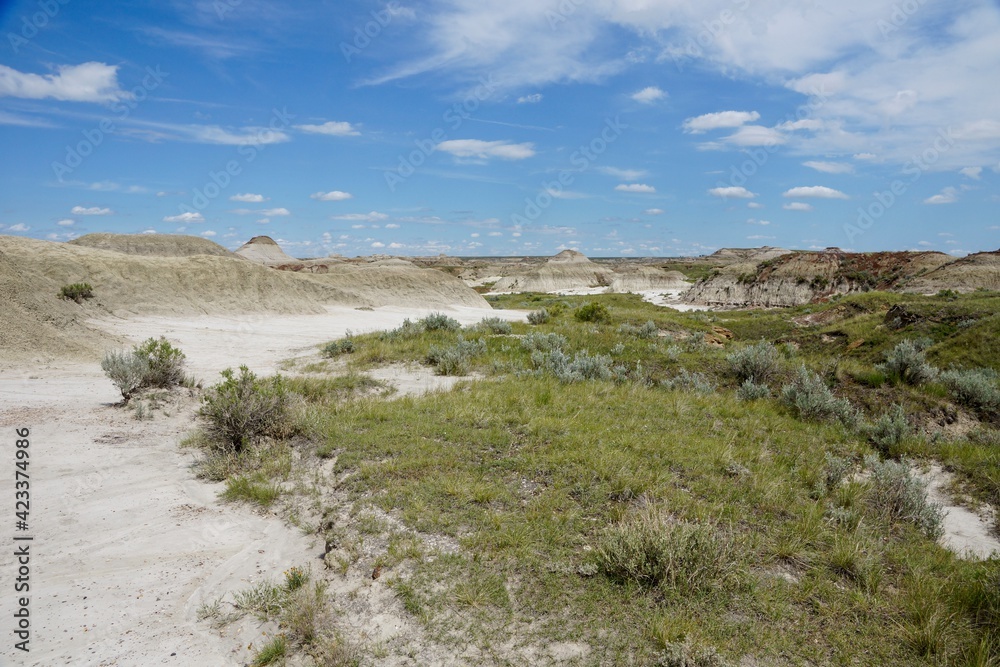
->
598, 166, 648, 180
747, 202, 764, 209
310, 191, 353, 201
615, 183, 656, 194
71, 206, 113, 215
389, 242, 405, 249
783, 186, 849, 199
631, 86, 665, 104
854, 153, 878, 161
0, 62, 129, 102
960, 167, 983, 180
8, 223, 29, 232
747, 219, 771, 226
803, 161, 854, 174
163, 212, 204, 223
547, 188, 590, 199
371, 241, 386, 248
57, 219, 75, 226
435, 139, 535, 160
230, 193, 267, 202
747, 235, 776, 240
332, 212, 390, 222
708, 186, 755, 199
924, 187, 958, 205
261, 208, 291, 216
294, 121, 360, 136
201, 230, 217, 237
385, 223, 400, 229
517, 93, 542, 104
643, 208, 665, 215
721, 125, 786, 147
783, 202, 814, 211
683, 111, 760, 134
778, 119, 824, 132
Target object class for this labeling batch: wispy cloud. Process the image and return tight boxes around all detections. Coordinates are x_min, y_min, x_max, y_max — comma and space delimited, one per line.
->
631, 86, 665, 104
783, 202, 814, 211
783, 186, 849, 199
803, 161, 854, 174
435, 139, 535, 160
294, 121, 360, 136
598, 166, 648, 180
310, 191, 353, 201
683, 111, 760, 134
924, 187, 958, 205
164, 212, 204, 223
230, 193, 268, 202
517, 93, 542, 104
71, 205, 113, 215
615, 183, 656, 194
332, 212, 389, 222
0, 62, 129, 103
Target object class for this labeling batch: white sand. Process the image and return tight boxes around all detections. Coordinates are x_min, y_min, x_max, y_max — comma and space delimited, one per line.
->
0, 304, 522, 666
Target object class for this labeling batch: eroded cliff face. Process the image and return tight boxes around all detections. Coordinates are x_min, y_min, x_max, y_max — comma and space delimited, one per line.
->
904, 251, 1000, 294
683, 250, 956, 307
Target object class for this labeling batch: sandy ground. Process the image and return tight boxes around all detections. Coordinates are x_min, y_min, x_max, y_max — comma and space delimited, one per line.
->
0, 304, 523, 667
923, 465, 1000, 559
486, 287, 709, 312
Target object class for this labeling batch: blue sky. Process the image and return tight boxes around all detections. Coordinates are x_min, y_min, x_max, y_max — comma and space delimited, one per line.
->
0, 0, 997, 258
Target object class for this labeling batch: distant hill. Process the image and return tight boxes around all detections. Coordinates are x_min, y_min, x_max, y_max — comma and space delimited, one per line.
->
70, 233, 237, 258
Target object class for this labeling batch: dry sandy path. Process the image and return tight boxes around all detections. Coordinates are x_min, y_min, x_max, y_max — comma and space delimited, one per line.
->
0, 305, 522, 667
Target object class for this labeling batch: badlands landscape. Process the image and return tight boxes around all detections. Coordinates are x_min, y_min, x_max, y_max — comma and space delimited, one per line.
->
1, 233, 1000, 666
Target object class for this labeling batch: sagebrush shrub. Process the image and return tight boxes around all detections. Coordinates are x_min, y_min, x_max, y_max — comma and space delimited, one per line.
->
877, 339, 938, 386
662, 369, 715, 394
940, 367, 1000, 414
781, 366, 858, 428
427, 337, 486, 376
726, 341, 780, 385
531, 349, 612, 382
597, 508, 736, 594
736, 379, 770, 401
420, 312, 461, 331
322, 338, 354, 357
867, 404, 911, 454
383, 318, 424, 340
101, 350, 150, 402
619, 321, 658, 339
527, 308, 550, 325
520, 331, 567, 353
863, 455, 944, 540
200, 366, 292, 453
474, 317, 512, 335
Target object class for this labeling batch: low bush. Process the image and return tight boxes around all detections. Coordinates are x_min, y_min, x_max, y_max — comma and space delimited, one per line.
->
597, 507, 736, 595
59, 282, 93, 303
420, 312, 461, 332
619, 321, 658, 339
427, 337, 486, 376
863, 455, 945, 540
575, 302, 611, 323
199, 366, 292, 453
521, 331, 567, 353
322, 338, 355, 357
101, 350, 150, 402
866, 404, 911, 455
877, 339, 938, 386
736, 379, 770, 401
474, 317, 513, 335
134, 336, 186, 388
531, 349, 612, 382
661, 369, 715, 394
781, 366, 858, 428
940, 367, 1000, 414
527, 308, 550, 325
726, 341, 780, 385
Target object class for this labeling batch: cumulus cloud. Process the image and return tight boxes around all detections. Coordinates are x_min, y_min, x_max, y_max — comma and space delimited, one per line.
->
783, 186, 849, 199
435, 139, 535, 160
615, 183, 656, 193
230, 193, 267, 202
261, 208, 291, 216
924, 187, 958, 204
643, 208, 665, 215
0, 62, 129, 102
201, 230, 217, 237
71, 206, 113, 215
783, 202, 814, 211
960, 167, 983, 180
683, 111, 760, 133
631, 86, 665, 104
517, 93, 542, 104
57, 219, 75, 226
310, 191, 353, 201
708, 186, 756, 199
294, 121, 360, 136
163, 212, 204, 223
803, 161, 854, 174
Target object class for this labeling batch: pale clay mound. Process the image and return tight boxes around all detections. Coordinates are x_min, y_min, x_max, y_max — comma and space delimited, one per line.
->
0, 235, 487, 361
905, 250, 1000, 294
69, 233, 238, 258
233, 235, 297, 265
490, 249, 690, 294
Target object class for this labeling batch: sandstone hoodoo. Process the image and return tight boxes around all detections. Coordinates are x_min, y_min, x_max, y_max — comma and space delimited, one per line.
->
234, 235, 298, 265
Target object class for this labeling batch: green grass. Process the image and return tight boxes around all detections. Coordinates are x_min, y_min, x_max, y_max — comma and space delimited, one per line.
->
197, 290, 1000, 664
